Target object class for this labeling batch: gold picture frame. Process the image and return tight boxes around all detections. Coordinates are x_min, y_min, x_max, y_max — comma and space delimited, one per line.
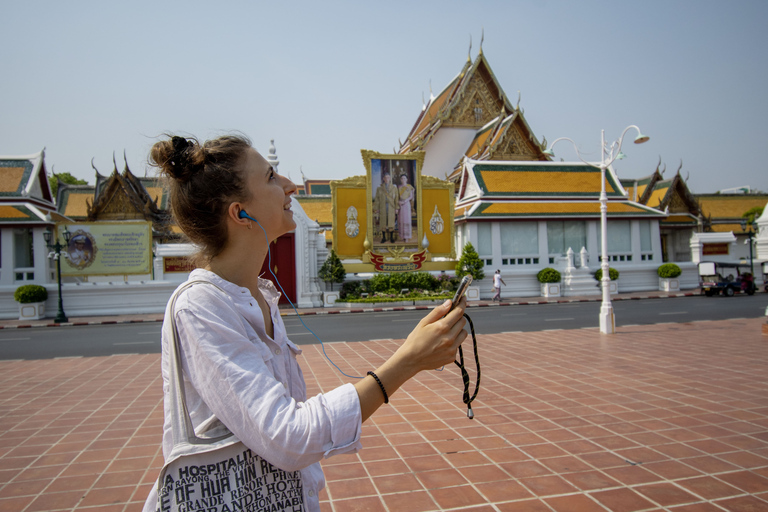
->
362, 149, 426, 257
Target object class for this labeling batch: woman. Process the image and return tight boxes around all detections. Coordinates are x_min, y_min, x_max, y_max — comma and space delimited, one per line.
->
144, 134, 467, 511
397, 173, 415, 243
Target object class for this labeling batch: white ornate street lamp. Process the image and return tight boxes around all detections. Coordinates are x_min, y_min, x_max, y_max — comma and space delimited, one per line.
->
543, 126, 649, 334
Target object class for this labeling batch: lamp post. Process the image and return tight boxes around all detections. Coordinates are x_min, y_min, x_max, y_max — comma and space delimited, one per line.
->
44, 226, 71, 323
740, 219, 758, 286
543, 126, 650, 334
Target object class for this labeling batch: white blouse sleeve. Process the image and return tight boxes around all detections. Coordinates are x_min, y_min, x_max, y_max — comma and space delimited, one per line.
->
173, 288, 362, 472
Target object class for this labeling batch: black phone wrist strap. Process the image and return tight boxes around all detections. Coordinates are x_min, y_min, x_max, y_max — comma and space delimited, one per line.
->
454, 313, 480, 419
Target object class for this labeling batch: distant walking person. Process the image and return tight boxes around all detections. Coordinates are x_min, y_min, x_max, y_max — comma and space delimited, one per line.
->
492, 269, 506, 301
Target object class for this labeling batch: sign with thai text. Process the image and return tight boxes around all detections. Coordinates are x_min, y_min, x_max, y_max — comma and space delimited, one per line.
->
58, 221, 152, 276
369, 250, 427, 272
703, 243, 729, 256
164, 256, 196, 273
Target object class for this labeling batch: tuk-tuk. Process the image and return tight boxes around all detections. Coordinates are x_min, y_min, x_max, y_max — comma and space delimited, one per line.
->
699, 261, 756, 297
763, 262, 768, 293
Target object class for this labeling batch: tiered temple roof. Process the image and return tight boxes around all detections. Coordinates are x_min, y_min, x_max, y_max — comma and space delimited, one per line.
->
56, 157, 175, 239
455, 160, 665, 222
0, 150, 69, 225
697, 194, 768, 233
399, 51, 548, 181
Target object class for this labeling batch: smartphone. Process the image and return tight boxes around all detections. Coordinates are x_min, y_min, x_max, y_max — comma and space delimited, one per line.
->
449, 275, 473, 312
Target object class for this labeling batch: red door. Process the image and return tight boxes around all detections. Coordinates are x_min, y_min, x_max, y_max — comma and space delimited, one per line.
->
259, 233, 296, 305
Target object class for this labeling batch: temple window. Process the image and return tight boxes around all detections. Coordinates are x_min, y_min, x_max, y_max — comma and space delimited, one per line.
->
547, 221, 586, 265
13, 228, 35, 281
607, 220, 632, 262
477, 223, 492, 266
501, 222, 538, 266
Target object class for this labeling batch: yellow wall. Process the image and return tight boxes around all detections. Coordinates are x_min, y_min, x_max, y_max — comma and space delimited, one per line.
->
421, 188, 452, 255
334, 188, 368, 257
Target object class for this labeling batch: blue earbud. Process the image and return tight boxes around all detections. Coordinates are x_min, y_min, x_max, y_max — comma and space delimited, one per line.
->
239, 210, 255, 221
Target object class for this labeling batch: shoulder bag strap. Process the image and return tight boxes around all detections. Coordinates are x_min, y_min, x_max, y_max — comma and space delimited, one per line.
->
167, 280, 234, 447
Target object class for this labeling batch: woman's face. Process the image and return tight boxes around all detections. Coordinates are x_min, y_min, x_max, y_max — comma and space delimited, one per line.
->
239, 147, 298, 240
400, 175, 408, 185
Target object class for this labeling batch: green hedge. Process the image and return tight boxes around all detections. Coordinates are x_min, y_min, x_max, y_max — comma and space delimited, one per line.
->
14, 284, 48, 304
594, 267, 620, 281
657, 263, 682, 278
536, 268, 561, 283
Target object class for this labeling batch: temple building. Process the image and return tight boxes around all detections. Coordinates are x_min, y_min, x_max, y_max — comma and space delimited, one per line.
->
399, 48, 549, 181
56, 156, 175, 242
0, 150, 70, 287
393, 48, 678, 296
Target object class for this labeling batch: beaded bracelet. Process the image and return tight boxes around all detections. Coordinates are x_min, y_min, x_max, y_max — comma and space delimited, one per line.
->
366, 371, 389, 404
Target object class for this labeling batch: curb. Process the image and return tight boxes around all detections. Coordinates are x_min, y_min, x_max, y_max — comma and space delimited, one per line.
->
0, 291, 703, 329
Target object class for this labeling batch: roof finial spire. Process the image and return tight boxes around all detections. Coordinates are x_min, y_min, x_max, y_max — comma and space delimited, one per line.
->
467, 34, 472, 62
422, 91, 426, 111
429, 79, 435, 101
479, 27, 484, 55
517, 90, 521, 110
266, 139, 279, 171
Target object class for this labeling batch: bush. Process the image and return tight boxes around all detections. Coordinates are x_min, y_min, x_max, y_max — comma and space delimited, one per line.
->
456, 243, 485, 281
340, 280, 371, 300
14, 284, 48, 304
536, 268, 562, 283
369, 272, 440, 293
318, 250, 346, 290
657, 263, 682, 278
594, 267, 619, 281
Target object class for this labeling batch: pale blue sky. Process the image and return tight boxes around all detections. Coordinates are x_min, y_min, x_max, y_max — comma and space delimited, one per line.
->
2, 0, 767, 195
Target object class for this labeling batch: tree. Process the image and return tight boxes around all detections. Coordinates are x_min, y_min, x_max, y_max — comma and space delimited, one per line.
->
742, 206, 764, 225
456, 242, 485, 281
318, 250, 346, 291
50, 172, 88, 199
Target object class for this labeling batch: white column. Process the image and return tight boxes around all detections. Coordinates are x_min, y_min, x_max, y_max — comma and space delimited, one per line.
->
0, 229, 14, 286
33, 228, 49, 285
538, 221, 548, 264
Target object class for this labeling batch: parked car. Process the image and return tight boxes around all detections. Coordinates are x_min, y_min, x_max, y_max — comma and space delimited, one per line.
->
699, 261, 756, 297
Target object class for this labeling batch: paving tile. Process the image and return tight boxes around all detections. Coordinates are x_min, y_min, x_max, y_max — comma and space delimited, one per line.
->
712, 495, 768, 511
634, 482, 701, 507
519, 474, 579, 497
590, 487, 657, 512
676, 476, 745, 500
381, 490, 437, 511
495, 498, 555, 511
716, 470, 768, 494
373, 472, 422, 494
544, 493, 610, 512
429, 484, 486, 509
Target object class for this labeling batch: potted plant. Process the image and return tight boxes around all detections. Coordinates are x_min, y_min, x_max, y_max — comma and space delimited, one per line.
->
456, 243, 485, 300
594, 267, 620, 294
537, 268, 562, 297
14, 284, 48, 321
318, 250, 346, 306
657, 263, 682, 292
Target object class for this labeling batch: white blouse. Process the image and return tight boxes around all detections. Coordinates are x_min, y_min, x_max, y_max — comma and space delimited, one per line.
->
155, 269, 362, 511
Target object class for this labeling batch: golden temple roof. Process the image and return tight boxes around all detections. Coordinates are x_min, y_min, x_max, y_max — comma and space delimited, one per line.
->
461, 161, 624, 199
699, 195, 768, 220
58, 187, 94, 220
295, 196, 333, 225
0, 167, 26, 194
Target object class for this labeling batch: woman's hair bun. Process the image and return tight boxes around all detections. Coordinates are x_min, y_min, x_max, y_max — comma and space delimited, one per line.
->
150, 135, 204, 182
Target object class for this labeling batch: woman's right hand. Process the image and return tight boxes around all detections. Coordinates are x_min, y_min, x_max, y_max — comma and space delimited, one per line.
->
355, 296, 468, 421
394, 296, 469, 375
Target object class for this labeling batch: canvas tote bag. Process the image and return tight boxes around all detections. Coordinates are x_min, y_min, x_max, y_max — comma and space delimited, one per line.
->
148, 280, 305, 512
